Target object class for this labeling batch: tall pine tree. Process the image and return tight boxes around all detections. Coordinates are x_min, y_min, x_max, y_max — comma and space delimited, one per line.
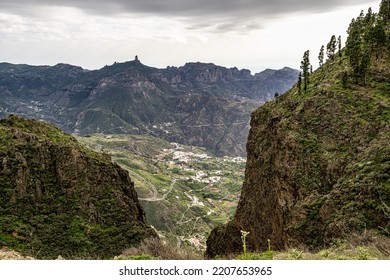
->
297, 72, 302, 94
327, 35, 337, 59
300, 50, 311, 93
337, 35, 342, 58
379, 0, 390, 23
345, 11, 370, 82
318, 45, 325, 67
344, 5, 389, 83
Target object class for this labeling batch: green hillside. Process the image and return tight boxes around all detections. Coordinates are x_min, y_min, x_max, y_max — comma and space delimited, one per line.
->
206, 2, 390, 258
0, 115, 155, 259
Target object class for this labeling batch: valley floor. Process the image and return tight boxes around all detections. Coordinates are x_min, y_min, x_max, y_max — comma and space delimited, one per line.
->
76, 134, 245, 250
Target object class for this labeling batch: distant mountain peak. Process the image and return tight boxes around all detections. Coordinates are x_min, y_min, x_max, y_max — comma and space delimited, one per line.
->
0, 60, 298, 156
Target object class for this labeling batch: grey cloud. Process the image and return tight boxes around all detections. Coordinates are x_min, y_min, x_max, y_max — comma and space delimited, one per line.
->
204, 20, 263, 34
1, 0, 375, 33
1, 0, 374, 17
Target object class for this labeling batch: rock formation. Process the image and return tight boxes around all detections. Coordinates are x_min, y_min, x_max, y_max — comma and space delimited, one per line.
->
0, 115, 156, 259
206, 12, 390, 256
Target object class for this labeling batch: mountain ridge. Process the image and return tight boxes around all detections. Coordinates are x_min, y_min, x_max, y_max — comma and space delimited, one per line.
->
0, 60, 299, 156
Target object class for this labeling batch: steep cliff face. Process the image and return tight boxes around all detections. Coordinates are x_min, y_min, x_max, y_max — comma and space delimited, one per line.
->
0, 115, 156, 259
206, 40, 390, 258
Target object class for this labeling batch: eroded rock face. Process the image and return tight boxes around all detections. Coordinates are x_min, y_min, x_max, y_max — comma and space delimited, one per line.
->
0, 115, 156, 259
206, 71, 390, 258
206, 105, 298, 257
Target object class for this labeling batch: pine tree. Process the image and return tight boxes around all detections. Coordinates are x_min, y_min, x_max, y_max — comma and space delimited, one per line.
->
346, 16, 367, 82
345, 2, 389, 83
345, 9, 378, 83
318, 45, 325, 67
300, 50, 311, 93
327, 35, 337, 60
337, 35, 342, 58
378, 1, 390, 53
379, 0, 390, 23
365, 7, 374, 26
368, 19, 386, 58
297, 72, 302, 94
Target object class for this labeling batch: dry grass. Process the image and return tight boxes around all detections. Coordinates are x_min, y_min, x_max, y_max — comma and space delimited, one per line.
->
2, 231, 388, 260
117, 238, 204, 260
274, 231, 390, 260
0, 247, 34, 260
273, 246, 388, 260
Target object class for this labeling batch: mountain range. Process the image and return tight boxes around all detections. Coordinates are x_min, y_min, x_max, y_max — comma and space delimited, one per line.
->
0, 60, 298, 156
2, 1, 388, 261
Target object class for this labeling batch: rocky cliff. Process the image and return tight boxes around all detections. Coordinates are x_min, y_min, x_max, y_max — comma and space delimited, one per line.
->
206, 7, 390, 257
0, 115, 156, 259
0, 61, 298, 156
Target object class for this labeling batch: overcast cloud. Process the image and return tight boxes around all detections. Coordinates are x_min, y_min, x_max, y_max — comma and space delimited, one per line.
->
1, 0, 379, 38
0, 0, 374, 18
0, 0, 382, 72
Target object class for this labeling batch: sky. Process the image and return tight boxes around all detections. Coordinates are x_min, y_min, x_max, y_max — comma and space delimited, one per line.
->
0, 0, 382, 74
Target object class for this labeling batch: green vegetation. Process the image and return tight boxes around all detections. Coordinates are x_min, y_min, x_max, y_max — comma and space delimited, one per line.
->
326, 35, 337, 60
77, 133, 245, 251
345, 7, 388, 82
318, 45, 325, 67
263, 10, 390, 245
235, 251, 275, 260
300, 50, 311, 93
118, 233, 389, 260
0, 115, 155, 259
206, 0, 390, 259
2, 1, 389, 261
240, 230, 249, 256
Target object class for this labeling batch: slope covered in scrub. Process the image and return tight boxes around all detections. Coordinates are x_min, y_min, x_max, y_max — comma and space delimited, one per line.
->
206, 2, 390, 258
0, 115, 156, 259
